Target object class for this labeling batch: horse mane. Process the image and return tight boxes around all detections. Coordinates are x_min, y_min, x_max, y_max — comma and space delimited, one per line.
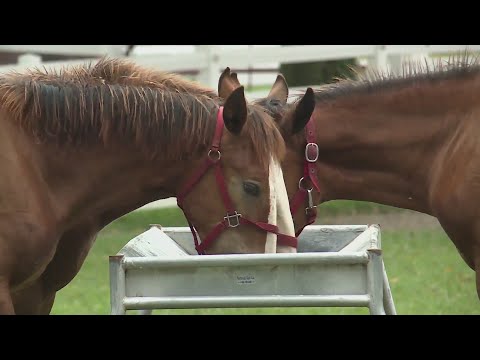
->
304, 52, 480, 103
0, 57, 284, 165
252, 52, 480, 149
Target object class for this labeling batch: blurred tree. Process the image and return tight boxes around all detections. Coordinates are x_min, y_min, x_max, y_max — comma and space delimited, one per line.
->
279, 47, 358, 86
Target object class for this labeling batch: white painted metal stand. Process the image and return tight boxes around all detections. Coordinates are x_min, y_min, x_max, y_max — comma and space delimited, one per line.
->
109, 224, 396, 315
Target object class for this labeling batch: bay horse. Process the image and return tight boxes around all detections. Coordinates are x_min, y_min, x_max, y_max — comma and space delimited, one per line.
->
220, 56, 480, 301
0, 58, 296, 315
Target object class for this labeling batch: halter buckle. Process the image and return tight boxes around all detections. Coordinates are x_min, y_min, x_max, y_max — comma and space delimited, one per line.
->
224, 211, 242, 228
305, 143, 319, 163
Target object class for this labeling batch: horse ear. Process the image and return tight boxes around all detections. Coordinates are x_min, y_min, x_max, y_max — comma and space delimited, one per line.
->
230, 72, 241, 87
223, 86, 247, 135
287, 87, 315, 135
267, 74, 289, 105
218, 67, 241, 99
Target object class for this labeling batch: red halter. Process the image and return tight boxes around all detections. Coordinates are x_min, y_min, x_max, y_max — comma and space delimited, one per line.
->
176, 106, 298, 255
288, 117, 321, 237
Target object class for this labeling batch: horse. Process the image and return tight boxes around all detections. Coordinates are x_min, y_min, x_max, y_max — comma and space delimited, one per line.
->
220, 55, 480, 301
0, 57, 297, 315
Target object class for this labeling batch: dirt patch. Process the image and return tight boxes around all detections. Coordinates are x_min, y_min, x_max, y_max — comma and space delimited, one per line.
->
316, 209, 442, 231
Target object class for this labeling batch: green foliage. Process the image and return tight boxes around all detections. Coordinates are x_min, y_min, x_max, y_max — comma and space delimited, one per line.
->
279, 54, 357, 87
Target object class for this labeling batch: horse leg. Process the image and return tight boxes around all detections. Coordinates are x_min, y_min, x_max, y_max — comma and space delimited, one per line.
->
8, 225, 97, 315
0, 279, 15, 314
475, 259, 480, 301
437, 216, 480, 300
39, 225, 98, 311
472, 223, 480, 301
11, 280, 57, 315
457, 220, 480, 300
38, 292, 56, 315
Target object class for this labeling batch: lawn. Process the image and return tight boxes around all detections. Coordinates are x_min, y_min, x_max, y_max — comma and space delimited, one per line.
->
50, 202, 480, 315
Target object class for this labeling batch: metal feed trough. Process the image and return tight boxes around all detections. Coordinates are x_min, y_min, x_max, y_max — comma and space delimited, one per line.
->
109, 224, 396, 315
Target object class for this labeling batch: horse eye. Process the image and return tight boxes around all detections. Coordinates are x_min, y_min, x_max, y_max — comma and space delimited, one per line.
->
243, 181, 260, 197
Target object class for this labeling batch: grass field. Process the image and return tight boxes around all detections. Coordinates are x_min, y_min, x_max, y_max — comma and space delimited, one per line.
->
50, 201, 480, 315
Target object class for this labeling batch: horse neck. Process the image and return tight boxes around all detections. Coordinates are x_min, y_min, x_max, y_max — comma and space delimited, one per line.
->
310, 81, 478, 215
35, 139, 194, 231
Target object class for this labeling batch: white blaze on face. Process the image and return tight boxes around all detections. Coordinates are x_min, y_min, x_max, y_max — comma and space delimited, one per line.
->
264, 156, 296, 253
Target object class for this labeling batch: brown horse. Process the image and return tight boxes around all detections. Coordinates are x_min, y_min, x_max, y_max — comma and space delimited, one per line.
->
221, 55, 480, 301
0, 58, 296, 315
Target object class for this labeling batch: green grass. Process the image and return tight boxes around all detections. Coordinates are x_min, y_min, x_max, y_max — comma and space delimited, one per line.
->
319, 200, 402, 216
50, 203, 480, 315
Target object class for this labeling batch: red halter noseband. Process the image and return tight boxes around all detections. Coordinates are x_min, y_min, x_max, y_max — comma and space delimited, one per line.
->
176, 106, 298, 255
288, 117, 321, 237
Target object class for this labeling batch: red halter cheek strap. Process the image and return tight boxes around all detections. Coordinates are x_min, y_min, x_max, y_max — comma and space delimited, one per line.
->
176, 106, 298, 255
289, 116, 321, 237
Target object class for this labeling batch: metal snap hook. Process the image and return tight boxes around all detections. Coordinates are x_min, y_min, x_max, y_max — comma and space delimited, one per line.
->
305, 188, 317, 214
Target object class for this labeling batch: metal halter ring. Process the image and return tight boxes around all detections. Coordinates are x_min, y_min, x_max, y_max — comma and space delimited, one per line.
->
298, 177, 313, 192
208, 149, 221, 162
224, 211, 242, 228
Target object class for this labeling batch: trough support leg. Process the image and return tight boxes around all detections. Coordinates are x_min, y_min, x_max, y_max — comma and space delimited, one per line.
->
367, 249, 386, 315
138, 309, 153, 315
382, 262, 397, 315
109, 255, 126, 315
